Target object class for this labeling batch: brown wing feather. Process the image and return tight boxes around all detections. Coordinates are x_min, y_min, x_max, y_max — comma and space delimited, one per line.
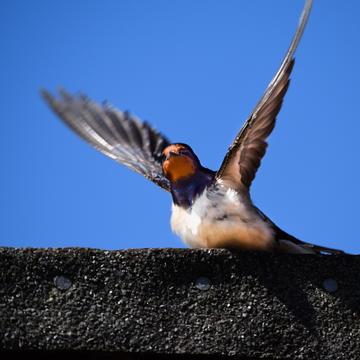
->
41, 89, 171, 191
216, 0, 312, 191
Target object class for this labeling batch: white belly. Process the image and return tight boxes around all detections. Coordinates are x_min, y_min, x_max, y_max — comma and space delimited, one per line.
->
170, 185, 275, 251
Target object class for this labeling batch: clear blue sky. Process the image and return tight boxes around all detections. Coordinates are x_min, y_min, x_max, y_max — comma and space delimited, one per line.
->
1, 0, 359, 253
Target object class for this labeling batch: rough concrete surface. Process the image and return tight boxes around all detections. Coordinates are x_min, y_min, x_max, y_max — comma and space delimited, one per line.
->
0, 247, 359, 359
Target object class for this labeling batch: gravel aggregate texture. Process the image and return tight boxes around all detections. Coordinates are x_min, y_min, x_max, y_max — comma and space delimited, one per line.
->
0, 247, 359, 359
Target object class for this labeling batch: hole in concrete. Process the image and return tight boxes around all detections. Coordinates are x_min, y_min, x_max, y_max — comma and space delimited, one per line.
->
53, 275, 72, 291
322, 278, 338, 293
195, 276, 211, 291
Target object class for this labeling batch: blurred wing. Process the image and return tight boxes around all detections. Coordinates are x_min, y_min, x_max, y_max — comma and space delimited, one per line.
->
216, 0, 312, 191
42, 89, 171, 191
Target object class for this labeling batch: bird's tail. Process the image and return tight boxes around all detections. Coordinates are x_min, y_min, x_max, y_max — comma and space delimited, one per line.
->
255, 207, 346, 254
296, 242, 346, 255
276, 228, 346, 255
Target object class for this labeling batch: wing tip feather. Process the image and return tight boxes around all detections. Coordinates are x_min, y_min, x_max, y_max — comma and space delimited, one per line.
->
41, 87, 172, 192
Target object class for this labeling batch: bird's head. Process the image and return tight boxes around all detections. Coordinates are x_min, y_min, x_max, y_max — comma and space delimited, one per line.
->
162, 143, 200, 183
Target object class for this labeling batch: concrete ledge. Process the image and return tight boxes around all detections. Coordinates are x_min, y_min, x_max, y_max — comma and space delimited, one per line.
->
1, 247, 359, 359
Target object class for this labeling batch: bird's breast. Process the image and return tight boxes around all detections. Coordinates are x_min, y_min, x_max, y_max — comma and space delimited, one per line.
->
170, 185, 275, 251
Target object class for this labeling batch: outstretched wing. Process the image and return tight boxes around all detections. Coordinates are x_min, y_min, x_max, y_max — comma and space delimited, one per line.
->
41, 89, 171, 191
216, 0, 312, 191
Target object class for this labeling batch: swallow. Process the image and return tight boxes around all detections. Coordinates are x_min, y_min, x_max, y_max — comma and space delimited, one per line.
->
41, 0, 345, 254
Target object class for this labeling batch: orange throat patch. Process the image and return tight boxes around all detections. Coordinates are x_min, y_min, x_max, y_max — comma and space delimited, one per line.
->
163, 156, 196, 183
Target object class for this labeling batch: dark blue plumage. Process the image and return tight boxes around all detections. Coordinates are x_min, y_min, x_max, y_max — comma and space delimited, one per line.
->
171, 169, 214, 208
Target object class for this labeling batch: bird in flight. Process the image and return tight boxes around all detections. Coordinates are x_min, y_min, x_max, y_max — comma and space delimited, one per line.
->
42, 0, 344, 254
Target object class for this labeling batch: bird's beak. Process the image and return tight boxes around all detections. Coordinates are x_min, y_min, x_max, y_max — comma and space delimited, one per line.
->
166, 151, 181, 160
